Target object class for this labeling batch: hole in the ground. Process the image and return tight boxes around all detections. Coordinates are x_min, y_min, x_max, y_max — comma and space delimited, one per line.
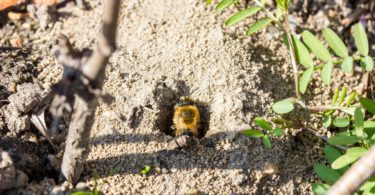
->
156, 97, 210, 139
0, 136, 59, 182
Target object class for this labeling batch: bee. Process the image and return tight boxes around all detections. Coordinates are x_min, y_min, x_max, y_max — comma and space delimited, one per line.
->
172, 96, 201, 138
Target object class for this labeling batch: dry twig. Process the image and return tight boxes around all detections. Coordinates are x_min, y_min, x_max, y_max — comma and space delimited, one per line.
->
50, 0, 120, 184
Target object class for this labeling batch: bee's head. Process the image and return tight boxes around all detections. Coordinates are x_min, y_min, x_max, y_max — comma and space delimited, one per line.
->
177, 96, 195, 106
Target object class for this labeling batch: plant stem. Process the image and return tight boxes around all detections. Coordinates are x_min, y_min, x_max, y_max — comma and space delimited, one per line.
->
314, 56, 375, 71
302, 127, 347, 151
252, 0, 279, 24
308, 106, 349, 112
253, 0, 300, 99
283, 11, 300, 99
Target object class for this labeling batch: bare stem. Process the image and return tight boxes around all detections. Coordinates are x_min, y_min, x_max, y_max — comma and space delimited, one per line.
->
308, 106, 349, 112
53, 0, 120, 184
302, 127, 347, 151
327, 144, 375, 195
283, 11, 300, 99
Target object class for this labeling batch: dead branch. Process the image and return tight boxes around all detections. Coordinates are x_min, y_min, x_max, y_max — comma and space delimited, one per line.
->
50, 0, 120, 184
326, 144, 375, 195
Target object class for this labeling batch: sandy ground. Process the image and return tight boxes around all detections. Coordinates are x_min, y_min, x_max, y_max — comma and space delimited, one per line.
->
78, 1, 318, 194
1, 0, 357, 194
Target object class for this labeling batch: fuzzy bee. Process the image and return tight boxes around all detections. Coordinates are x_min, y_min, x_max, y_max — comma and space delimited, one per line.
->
172, 96, 201, 138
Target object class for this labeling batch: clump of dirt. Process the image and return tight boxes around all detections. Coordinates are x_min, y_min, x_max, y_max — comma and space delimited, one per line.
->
0, 150, 29, 192
3, 82, 48, 133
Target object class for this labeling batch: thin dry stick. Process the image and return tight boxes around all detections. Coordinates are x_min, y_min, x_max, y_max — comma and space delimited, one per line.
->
326, 144, 375, 195
52, 0, 120, 184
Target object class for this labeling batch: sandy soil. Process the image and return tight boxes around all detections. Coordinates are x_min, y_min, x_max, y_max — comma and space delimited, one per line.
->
79, 1, 317, 194
3, 0, 369, 194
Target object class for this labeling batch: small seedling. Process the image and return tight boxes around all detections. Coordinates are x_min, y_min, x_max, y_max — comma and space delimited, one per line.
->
241, 117, 284, 148
140, 165, 151, 175
71, 171, 101, 195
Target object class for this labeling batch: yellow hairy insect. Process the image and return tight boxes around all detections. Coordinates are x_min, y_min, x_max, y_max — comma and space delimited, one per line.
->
173, 97, 201, 138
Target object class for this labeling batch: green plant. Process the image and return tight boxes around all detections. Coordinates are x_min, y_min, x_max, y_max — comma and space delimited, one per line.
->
140, 165, 151, 175
241, 117, 284, 148
71, 171, 101, 195
209, 0, 374, 97
208, 0, 375, 193
272, 88, 375, 193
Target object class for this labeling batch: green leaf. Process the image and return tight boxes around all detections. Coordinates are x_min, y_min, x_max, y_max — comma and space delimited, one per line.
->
273, 128, 283, 137
364, 121, 375, 138
363, 188, 375, 195
338, 86, 348, 105
360, 97, 375, 114
360, 176, 375, 192
292, 35, 313, 68
341, 57, 353, 73
225, 6, 262, 26
312, 183, 330, 195
246, 17, 273, 36
140, 165, 151, 174
347, 147, 367, 156
299, 67, 313, 94
241, 129, 264, 138
302, 30, 332, 62
365, 121, 375, 129
332, 147, 367, 169
206, 0, 213, 5
324, 145, 342, 164
333, 118, 350, 128
323, 28, 348, 58
353, 23, 369, 56
282, 33, 290, 50
215, 0, 236, 11
314, 164, 341, 184
354, 107, 365, 138
345, 92, 357, 107
322, 114, 332, 128
254, 117, 273, 130
276, 0, 290, 11
275, 5, 283, 19
272, 100, 294, 114
360, 56, 374, 72
328, 135, 360, 146
321, 61, 333, 85
262, 135, 272, 148
332, 88, 340, 105
331, 154, 359, 169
